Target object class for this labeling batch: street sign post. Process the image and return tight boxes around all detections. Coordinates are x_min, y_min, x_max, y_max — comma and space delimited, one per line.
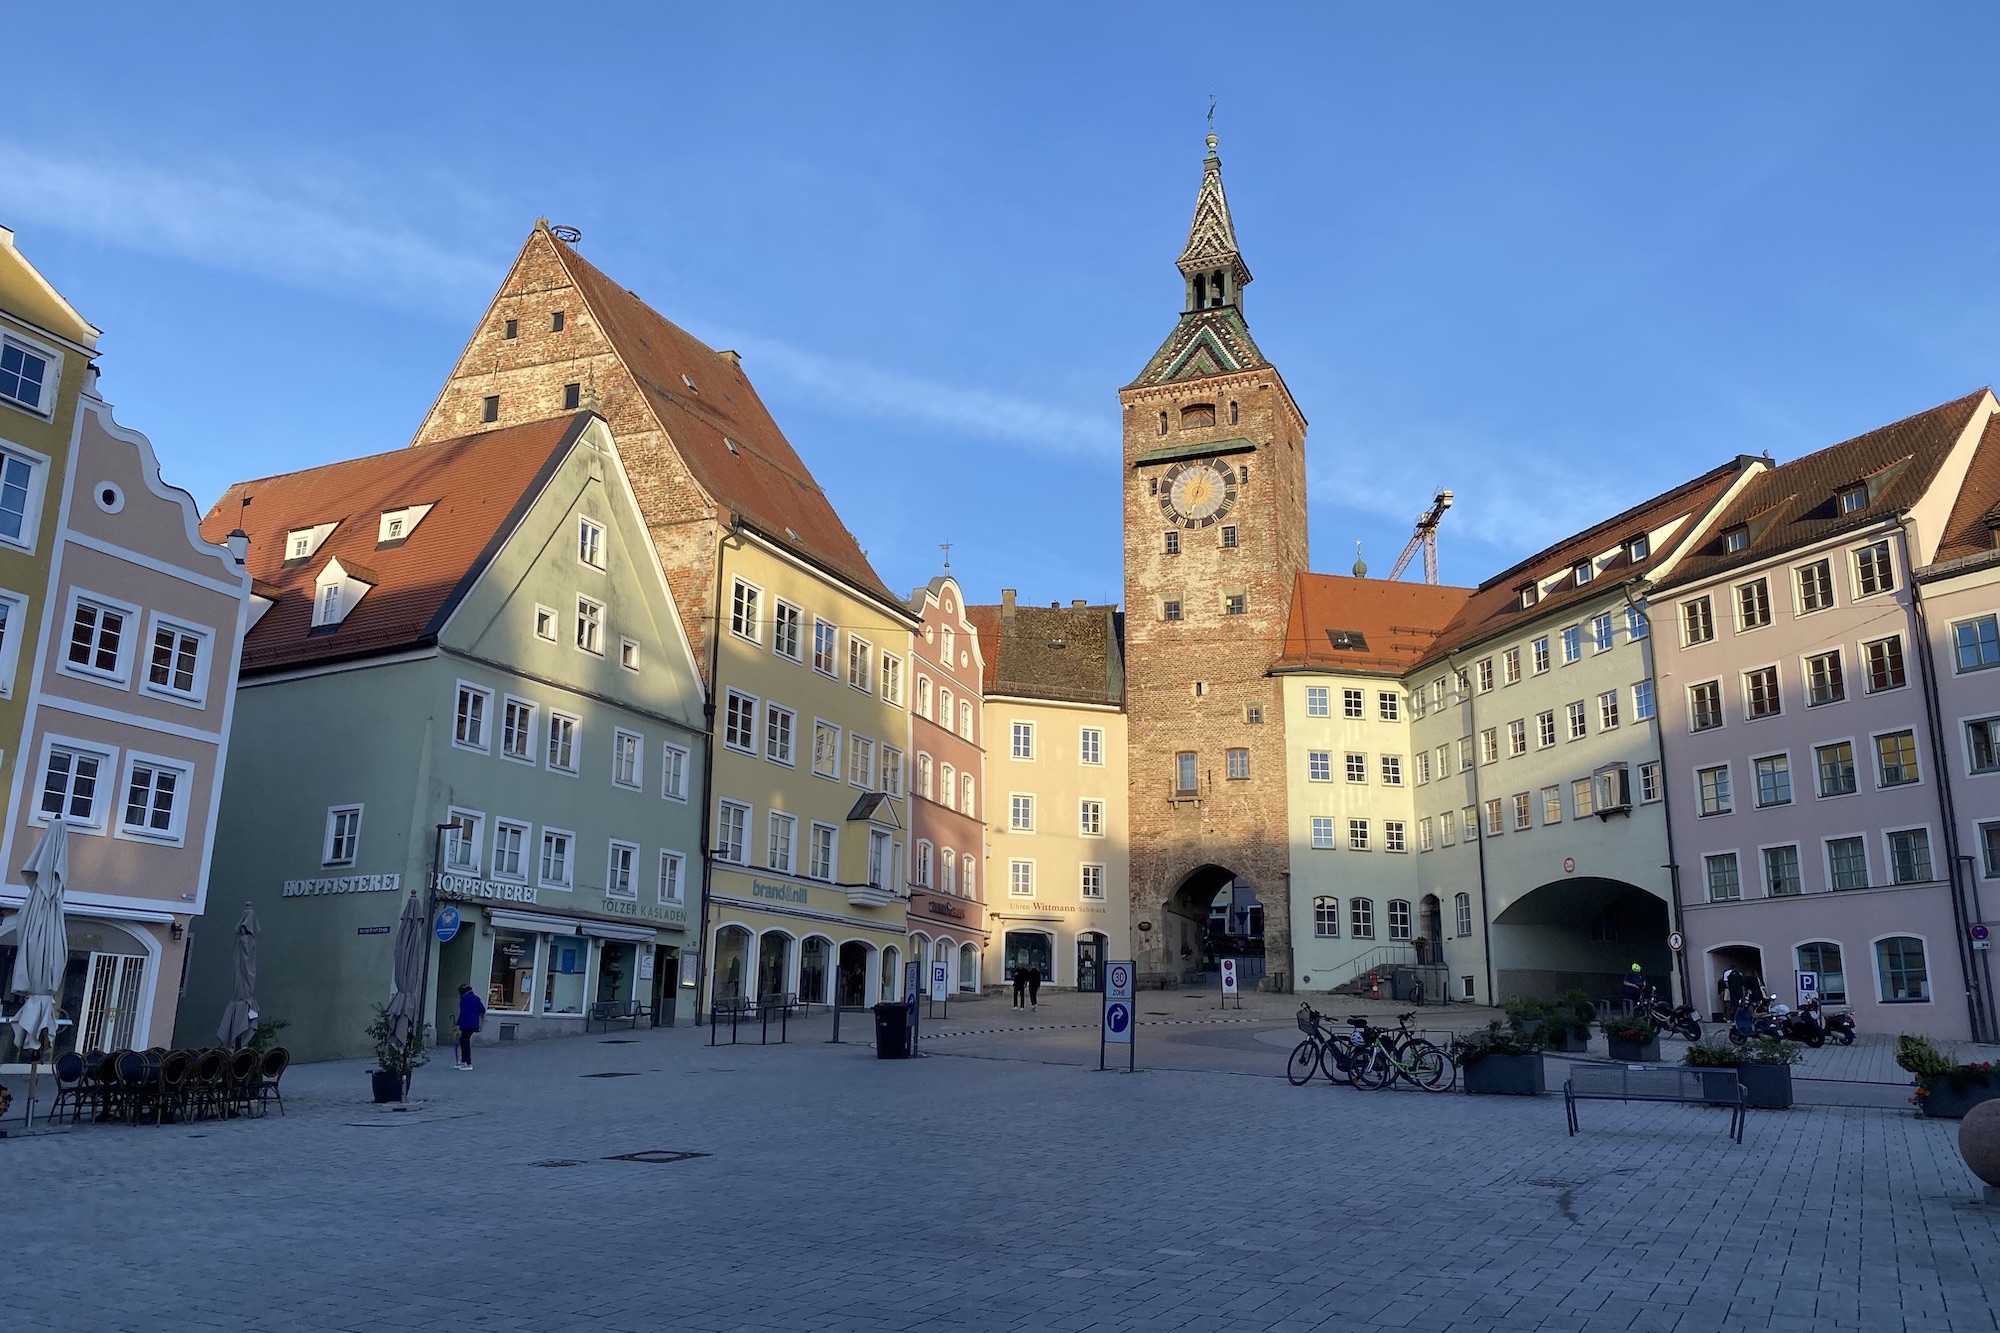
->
1974, 924, 1992, 953
1667, 930, 1684, 953
1101, 961, 1135, 1072
434, 905, 460, 944
905, 961, 923, 1056
929, 961, 950, 1018
1797, 971, 1818, 1003
1219, 956, 1239, 1008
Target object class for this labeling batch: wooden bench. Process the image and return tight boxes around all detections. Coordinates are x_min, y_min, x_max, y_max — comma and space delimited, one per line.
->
1564, 1060, 1746, 1143
586, 999, 650, 1033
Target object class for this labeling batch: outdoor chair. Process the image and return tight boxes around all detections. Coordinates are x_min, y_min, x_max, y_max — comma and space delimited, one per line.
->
252, 1047, 290, 1117
226, 1048, 259, 1118
158, 1051, 194, 1123
89, 1053, 121, 1122
190, 1049, 227, 1121
49, 1052, 88, 1125
114, 1051, 148, 1125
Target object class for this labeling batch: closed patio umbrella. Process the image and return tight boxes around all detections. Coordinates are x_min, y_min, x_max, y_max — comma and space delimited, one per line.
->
382, 891, 427, 1055
215, 905, 259, 1050
10, 819, 70, 1128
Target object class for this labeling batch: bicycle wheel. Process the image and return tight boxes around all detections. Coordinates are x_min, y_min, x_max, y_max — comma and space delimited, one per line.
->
1407, 1045, 1455, 1092
1351, 1045, 1392, 1090
1287, 1040, 1320, 1086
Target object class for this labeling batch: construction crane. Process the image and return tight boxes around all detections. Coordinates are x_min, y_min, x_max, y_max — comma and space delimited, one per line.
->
1389, 489, 1454, 584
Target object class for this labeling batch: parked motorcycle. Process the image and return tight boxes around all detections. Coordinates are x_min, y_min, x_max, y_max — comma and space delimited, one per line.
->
1802, 996, 1856, 1046
1633, 982, 1702, 1040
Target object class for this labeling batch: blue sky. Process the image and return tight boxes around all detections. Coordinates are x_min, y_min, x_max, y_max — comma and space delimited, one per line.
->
5, 5, 1998, 607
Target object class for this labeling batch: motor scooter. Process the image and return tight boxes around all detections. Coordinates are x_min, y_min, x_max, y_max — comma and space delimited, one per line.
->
1801, 996, 1855, 1046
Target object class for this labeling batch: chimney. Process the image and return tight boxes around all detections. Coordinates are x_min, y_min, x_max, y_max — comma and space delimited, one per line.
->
1071, 599, 1087, 609
717, 349, 742, 367
225, 529, 249, 566
1000, 588, 1016, 611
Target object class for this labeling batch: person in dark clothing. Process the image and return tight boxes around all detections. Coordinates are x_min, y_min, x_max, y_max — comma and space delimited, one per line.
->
455, 983, 486, 1069
1012, 963, 1028, 1009
1622, 963, 1648, 1010
1027, 965, 1041, 1011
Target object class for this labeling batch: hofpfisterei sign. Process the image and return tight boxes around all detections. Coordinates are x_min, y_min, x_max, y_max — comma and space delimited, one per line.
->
283, 873, 402, 898
435, 874, 537, 904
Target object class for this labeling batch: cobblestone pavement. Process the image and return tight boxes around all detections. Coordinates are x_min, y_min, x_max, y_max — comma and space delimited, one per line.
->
2, 1005, 1995, 1333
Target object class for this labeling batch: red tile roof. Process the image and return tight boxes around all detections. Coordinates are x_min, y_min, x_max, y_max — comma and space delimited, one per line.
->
546, 236, 899, 608
1275, 574, 1473, 675
203, 416, 583, 675
1414, 457, 1756, 670
965, 600, 1124, 706
1929, 408, 2000, 566
1656, 389, 1993, 592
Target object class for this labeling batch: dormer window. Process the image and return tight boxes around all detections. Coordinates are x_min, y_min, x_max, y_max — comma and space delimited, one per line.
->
376, 505, 433, 546
1518, 584, 1540, 610
723, 437, 739, 455
1627, 534, 1650, 562
385, 517, 402, 541
1724, 526, 1750, 553
1838, 485, 1866, 514
312, 558, 374, 629
319, 586, 341, 621
682, 374, 698, 394
1573, 561, 1594, 587
285, 523, 337, 562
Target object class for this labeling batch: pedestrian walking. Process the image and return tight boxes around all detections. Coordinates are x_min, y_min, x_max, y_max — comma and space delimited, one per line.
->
1027, 964, 1041, 1011
1012, 962, 1027, 1009
455, 983, 486, 1069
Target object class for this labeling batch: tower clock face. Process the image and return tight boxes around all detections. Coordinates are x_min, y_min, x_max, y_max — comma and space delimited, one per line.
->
1161, 460, 1238, 528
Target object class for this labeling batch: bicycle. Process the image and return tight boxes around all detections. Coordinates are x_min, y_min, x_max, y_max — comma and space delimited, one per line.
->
1288, 1005, 1374, 1086
1287, 1004, 1330, 1086
1350, 1011, 1456, 1091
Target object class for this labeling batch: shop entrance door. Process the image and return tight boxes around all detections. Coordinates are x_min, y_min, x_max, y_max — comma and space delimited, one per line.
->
1076, 933, 1105, 993
650, 947, 678, 1026
1004, 931, 1053, 987
77, 952, 147, 1052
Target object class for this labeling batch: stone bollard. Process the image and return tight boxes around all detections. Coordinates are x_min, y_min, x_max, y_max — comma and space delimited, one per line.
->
1960, 1099, 2000, 1204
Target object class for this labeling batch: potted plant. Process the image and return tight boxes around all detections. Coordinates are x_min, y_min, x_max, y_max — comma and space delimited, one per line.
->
366, 1005, 428, 1103
1601, 1014, 1660, 1062
1898, 1035, 2000, 1119
1451, 1022, 1546, 1095
1503, 996, 1548, 1040
1552, 990, 1599, 1053
1685, 1036, 1800, 1109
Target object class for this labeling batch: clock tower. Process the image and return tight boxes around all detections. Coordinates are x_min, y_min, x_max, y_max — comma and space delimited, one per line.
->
1122, 134, 1309, 990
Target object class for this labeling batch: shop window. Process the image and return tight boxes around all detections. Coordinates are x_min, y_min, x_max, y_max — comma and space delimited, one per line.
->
488, 930, 538, 1012
543, 938, 587, 1014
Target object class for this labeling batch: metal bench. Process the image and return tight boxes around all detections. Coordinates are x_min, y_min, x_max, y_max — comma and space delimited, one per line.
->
586, 999, 650, 1033
1564, 1060, 1746, 1143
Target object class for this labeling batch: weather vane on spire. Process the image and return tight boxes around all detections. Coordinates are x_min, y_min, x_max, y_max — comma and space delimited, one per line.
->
940, 540, 953, 571
1206, 95, 1219, 155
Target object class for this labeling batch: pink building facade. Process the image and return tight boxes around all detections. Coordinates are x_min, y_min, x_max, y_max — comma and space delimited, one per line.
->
1655, 390, 1998, 1041
905, 576, 988, 992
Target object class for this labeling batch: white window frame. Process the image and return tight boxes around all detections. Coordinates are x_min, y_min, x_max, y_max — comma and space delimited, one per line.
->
1081, 864, 1106, 900
657, 850, 686, 905
452, 680, 494, 754
611, 728, 643, 791
114, 749, 195, 846
722, 688, 759, 755
768, 812, 798, 873
606, 839, 640, 900
138, 613, 215, 708
661, 743, 689, 801
545, 709, 580, 775
491, 818, 530, 883
58, 588, 142, 688
323, 804, 364, 867
538, 827, 576, 889
764, 703, 797, 767
808, 823, 837, 881
812, 618, 838, 677
1080, 799, 1105, 837
715, 801, 751, 865
848, 733, 876, 791
729, 577, 763, 644
0, 441, 51, 557
1008, 859, 1034, 898
772, 599, 804, 662
0, 332, 62, 420
1011, 721, 1035, 761
574, 594, 605, 656
577, 516, 607, 571
1883, 825, 1936, 886
500, 695, 537, 764
1080, 727, 1105, 766
1009, 793, 1035, 833
811, 720, 840, 780
444, 807, 485, 875
533, 603, 558, 643
620, 638, 640, 672
881, 652, 904, 706
1851, 540, 1896, 600
0, 587, 28, 698
32, 734, 118, 832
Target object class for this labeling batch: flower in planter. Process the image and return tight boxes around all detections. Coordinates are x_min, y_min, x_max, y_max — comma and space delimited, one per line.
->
1601, 1015, 1659, 1044
1682, 1036, 1800, 1067
1449, 1020, 1543, 1065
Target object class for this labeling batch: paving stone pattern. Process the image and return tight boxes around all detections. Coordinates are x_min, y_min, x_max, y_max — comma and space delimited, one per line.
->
2, 1004, 1995, 1332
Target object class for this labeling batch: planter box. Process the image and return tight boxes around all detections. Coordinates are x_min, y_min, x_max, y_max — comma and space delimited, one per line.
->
370, 1070, 405, 1104
1918, 1079, 2000, 1119
1606, 1035, 1661, 1062
1463, 1054, 1545, 1095
1697, 1064, 1794, 1110
1549, 1027, 1592, 1054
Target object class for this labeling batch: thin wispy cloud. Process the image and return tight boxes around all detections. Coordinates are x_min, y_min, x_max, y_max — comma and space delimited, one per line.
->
0, 142, 497, 313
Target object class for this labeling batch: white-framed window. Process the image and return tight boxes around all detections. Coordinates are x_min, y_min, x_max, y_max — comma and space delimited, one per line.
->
546, 711, 579, 774
492, 819, 529, 881
1458, 736, 1475, 769
453, 682, 492, 752
36, 737, 115, 829
658, 850, 686, 905
1542, 785, 1562, 824
1502, 648, 1522, 684
1226, 747, 1250, 780
1305, 686, 1330, 717
1343, 688, 1365, 718
1952, 614, 2000, 674
539, 828, 576, 887
809, 721, 842, 778
730, 578, 762, 643
1816, 741, 1858, 797
323, 805, 363, 866
941, 848, 958, 895
0, 588, 27, 698
1626, 607, 1649, 640
620, 638, 640, 672
1537, 711, 1556, 748
1744, 665, 1782, 719
808, 824, 837, 880
1874, 729, 1920, 787
1561, 626, 1582, 663
1508, 719, 1527, 756
914, 840, 933, 888
848, 734, 875, 790
444, 808, 484, 873
1314, 896, 1340, 937
1081, 864, 1106, 900
1968, 717, 2000, 776
1591, 613, 1614, 652
575, 595, 604, 655
1796, 559, 1835, 614
882, 653, 904, 706
1688, 680, 1723, 731
1571, 780, 1593, 818
1697, 764, 1732, 816
915, 676, 932, 719
1385, 821, 1407, 853
1640, 761, 1662, 803
1010, 794, 1034, 832
612, 728, 642, 790
847, 636, 873, 692
1511, 793, 1531, 831
767, 812, 798, 873
141, 616, 213, 705
1378, 691, 1401, 721
723, 689, 758, 753
1852, 540, 1895, 598
917, 752, 934, 799
1080, 799, 1105, 836
1753, 753, 1791, 807
1455, 893, 1472, 935
1348, 818, 1370, 851
1416, 751, 1431, 784
1351, 898, 1374, 939
1567, 701, 1587, 740
1874, 935, 1929, 1003
764, 704, 796, 766
118, 755, 190, 843
662, 743, 689, 801
1763, 844, 1803, 897
607, 840, 639, 899
812, 619, 838, 675
714, 801, 749, 864
1418, 817, 1434, 851
1483, 799, 1505, 837
1307, 751, 1331, 782
0, 334, 58, 417
1682, 596, 1715, 646
1309, 816, 1335, 849
1531, 637, 1550, 673
1345, 752, 1367, 783
1009, 860, 1034, 898
1011, 721, 1035, 760
1080, 727, 1104, 766
1479, 728, 1498, 764
1388, 899, 1412, 939
1704, 852, 1741, 902
772, 600, 803, 661
1633, 680, 1656, 721
1381, 755, 1404, 786
1441, 810, 1457, 845
501, 697, 536, 762
62, 591, 139, 686
533, 604, 557, 642
0, 444, 48, 553
577, 516, 606, 570
1598, 690, 1620, 731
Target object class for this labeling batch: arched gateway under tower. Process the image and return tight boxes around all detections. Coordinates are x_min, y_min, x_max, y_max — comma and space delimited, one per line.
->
1123, 134, 1309, 990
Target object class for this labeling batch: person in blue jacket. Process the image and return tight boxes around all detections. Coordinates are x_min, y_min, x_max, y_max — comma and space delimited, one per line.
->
455, 983, 486, 1070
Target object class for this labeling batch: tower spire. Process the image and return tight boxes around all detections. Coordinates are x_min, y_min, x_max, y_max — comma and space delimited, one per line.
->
1178, 133, 1252, 316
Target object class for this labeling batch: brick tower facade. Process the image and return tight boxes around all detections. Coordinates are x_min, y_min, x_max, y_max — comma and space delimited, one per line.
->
1122, 136, 1308, 990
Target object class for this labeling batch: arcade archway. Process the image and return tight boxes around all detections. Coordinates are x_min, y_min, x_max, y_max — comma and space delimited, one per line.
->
1147, 864, 1265, 987
1490, 877, 1670, 1004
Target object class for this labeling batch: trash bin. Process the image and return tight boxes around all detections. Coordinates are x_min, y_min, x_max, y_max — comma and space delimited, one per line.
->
873, 1002, 911, 1059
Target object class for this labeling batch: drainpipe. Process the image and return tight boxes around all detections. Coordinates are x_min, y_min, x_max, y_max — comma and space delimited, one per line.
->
1621, 581, 1690, 1010
691, 522, 736, 1026
1898, 513, 1994, 1042
1449, 651, 1498, 1006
